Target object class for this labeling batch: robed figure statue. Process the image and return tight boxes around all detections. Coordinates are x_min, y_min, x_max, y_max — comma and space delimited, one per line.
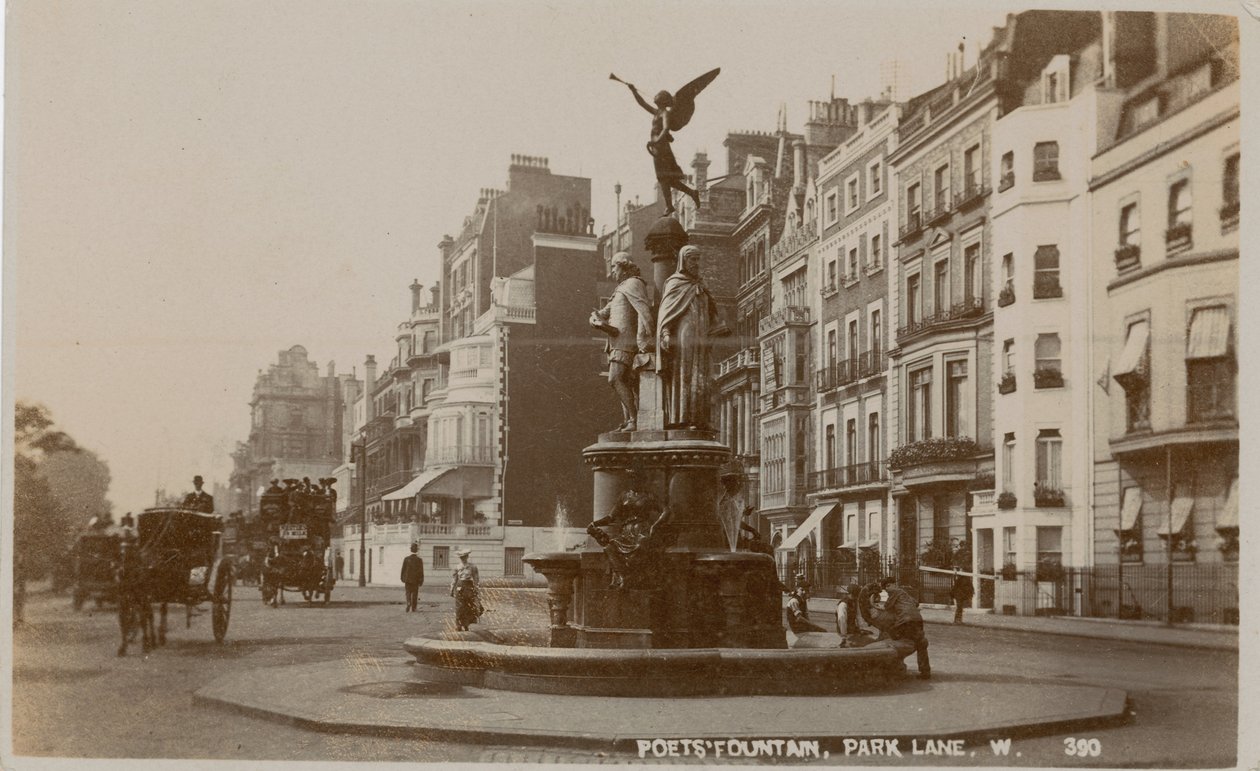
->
656, 245, 721, 430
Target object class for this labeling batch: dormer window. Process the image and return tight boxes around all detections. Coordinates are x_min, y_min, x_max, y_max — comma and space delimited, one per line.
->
1041, 54, 1070, 104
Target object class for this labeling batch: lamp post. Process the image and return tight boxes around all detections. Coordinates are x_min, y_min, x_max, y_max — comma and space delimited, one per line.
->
357, 439, 367, 587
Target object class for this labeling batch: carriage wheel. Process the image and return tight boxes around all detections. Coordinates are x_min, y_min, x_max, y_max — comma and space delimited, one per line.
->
212, 574, 232, 643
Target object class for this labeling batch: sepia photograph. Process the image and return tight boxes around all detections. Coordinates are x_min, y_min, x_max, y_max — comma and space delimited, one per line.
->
2, 0, 1252, 767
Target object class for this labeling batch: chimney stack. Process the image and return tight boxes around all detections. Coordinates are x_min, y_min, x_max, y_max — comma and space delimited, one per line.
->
364, 355, 377, 422
410, 279, 423, 312
792, 139, 805, 190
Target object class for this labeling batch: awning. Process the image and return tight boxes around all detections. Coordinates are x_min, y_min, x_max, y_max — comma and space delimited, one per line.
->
839, 541, 857, 550
1112, 321, 1149, 382
858, 538, 880, 549
1186, 306, 1230, 359
777, 503, 838, 552
1156, 496, 1195, 536
424, 466, 493, 499
381, 467, 453, 501
1118, 487, 1143, 531
1217, 479, 1238, 529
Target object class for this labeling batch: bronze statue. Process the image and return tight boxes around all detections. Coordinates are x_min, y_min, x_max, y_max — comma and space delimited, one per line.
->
656, 245, 721, 430
586, 488, 671, 589
590, 252, 654, 431
716, 467, 752, 552
612, 68, 720, 215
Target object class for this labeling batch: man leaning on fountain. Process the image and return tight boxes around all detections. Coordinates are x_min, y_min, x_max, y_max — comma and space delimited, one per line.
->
590, 251, 654, 431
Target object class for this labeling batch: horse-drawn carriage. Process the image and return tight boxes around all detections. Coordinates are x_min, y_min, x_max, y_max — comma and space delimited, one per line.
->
71, 530, 121, 610
258, 480, 336, 606
116, 506, 233, 655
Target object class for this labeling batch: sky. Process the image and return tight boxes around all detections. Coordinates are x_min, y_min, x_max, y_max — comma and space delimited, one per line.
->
3, 0, 1234, 512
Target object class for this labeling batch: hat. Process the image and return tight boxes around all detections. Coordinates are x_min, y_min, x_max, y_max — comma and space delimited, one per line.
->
879, 576, 897, 588
193, 475, 204, 484
457, 548, 471, 557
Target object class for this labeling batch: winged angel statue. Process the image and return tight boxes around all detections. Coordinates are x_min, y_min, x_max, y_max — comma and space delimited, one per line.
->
612, 68, 721, 215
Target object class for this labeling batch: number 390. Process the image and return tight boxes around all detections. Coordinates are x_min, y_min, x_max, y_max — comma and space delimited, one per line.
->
1064, 738, 1102, 757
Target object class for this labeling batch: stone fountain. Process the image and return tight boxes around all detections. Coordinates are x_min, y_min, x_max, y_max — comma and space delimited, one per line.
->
404, 217, 909, 696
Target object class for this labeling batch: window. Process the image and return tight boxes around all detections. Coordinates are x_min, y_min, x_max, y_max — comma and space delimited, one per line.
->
379, 547, 385, 564
908, 367, 933, 442
794, 330, 808, 384
934, 164, 950, 211
945, 360, 969, 438
1186, 306, 1235, 422
827, 260, 837, 290
963, 144, 980, 192
847, 320, 859, 363
870, 310, 882, 355
1118, 487, 1144, 563
1001, 253, 1014, 294
1223, 153, 1240, 205
867, 413, 880, 465
1114, 319, 1151, 431
349, 549, 355, 577
906, 274, 921, 324
1167, 177, 1192, 246
870, 233, 882, 267
846, 419, 857, 465
848, 248, 859, 281
1036, 526, 1063, 567
825, 192, 838, 224
826, 328, 837, 367
1034, 333, 1062, 387
1120, 201, 1140, 246
433, 545, 450, 570
847, 176, 860, 211
869, 161, 882, 195
907, 183, 922, 221
846, 513, 858, 544
964, 243, 981, 302
1003, 339, 1015, 374
999, 151, 1015, 190
933, 260, 949, 313
1033, 245, 1062, 299
1001, 433, 1016, 493
1002, 526, 1017, 568
1035, 429, 1063, 489
1033, 142, 1060, 181
825, 424, 836, 469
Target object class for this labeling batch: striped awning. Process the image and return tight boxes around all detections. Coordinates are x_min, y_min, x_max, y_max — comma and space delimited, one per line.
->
777, 503, 836, 552
1156, 496, 1195, 536
1186, 307, 1230, 359
1113, 321, 1149, 380
1217, 479, 1239, 530
1118, 487, 1142, 531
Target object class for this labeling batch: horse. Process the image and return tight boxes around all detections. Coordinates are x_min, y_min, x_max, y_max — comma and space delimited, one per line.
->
115, 542, 173, 656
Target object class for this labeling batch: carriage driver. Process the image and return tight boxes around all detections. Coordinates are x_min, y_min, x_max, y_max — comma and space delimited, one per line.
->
182, 476, 215, 514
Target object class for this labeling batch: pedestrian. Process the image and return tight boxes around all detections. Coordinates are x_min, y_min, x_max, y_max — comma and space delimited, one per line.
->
835, 582, 865, 641
401, 543, 425, 612
335, 552, 345, 580
785, 585, 826, 634
950, 569, 974, 624
880, 575, 931, 679
449, 548, 482, 631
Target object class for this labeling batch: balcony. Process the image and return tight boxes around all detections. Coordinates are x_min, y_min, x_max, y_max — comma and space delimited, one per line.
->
370, 468, 417, 497
809, 461, 888, 492
716, 346, 760, 379
997, 172, 1014, 193
1114, 244, 1142, 273
428, 445, 495, 466
898, 212, 923, 243
924, 199, 951, 226
997, 286, 1015, 308
1033, 484, 1066, 508
758, 306, 810, 337
1033, 367, 1064, 389
1165, 222, 1193, 254
889, 437, 985, 489
820, 281, 839, 298
998, 372, 1017, 395
816, 350, 886, 393
954, 181, 989, 211
896, 297, 985, 342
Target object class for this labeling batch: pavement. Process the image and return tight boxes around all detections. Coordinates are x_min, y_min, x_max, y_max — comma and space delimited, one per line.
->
805, 596, 1239, 651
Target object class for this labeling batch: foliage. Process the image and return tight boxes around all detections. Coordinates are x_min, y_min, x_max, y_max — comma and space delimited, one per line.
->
920, 536, 971, 570
997, 492, 1018, 509
969, 472, 995, 492
1033, 483, 1066, 508
888, 436, 980, 470
1000, 562, 1018, 580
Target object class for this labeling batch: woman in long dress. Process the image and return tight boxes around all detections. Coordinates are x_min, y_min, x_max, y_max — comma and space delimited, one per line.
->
449, 548, 482, 631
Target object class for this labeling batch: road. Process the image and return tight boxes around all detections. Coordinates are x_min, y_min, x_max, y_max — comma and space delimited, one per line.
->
8, 582, 1238, 767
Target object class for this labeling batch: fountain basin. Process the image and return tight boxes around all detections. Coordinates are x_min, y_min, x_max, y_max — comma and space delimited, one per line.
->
403, 629, 909, 697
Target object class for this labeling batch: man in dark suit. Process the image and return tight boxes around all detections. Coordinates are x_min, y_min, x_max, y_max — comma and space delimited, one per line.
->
400, 542, 425, 612
182, 475, 214, 514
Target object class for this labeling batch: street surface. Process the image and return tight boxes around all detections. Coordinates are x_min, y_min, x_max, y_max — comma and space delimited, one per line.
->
8, 582, 1238, 766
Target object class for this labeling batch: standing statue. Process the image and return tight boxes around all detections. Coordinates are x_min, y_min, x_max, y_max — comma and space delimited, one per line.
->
590, 252, 654, 431
612, 69, 720, 215
586, 487, 671, 589
657, 245, 721, 430
715, 466, 752, 552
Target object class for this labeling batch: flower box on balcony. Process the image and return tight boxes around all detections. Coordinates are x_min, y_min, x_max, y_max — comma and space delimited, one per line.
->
1033, 368, 1064, 389
999, 562, 1018, 580
997, 286, 1015, 307
1032, 275, 1063, 300
1114, 243, 1141, 271
997, 492, 1017, 510
888, 436, 981, 470
1032, 169, 1061, 182
1033, 484, 1066, 508
998, 373, 1017, 394
998, 173, 1015, 192
1165, 222, 1193, 252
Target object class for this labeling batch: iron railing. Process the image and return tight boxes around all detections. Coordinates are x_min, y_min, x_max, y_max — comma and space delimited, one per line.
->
809, 461, 888, 492
896, 297, 984, 340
